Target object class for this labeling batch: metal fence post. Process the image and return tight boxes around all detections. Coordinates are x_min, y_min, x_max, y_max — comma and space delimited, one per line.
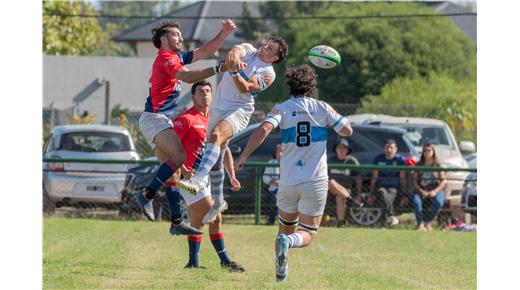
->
255, 167, 262, 225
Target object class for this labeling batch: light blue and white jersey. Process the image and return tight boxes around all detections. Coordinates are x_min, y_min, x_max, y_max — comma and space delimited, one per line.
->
264, 96, 349, 186
213, 43, 276, 114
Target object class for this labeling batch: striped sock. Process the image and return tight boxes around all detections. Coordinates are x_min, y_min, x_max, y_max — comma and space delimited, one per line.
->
146, 160, 178, 199
188, 235, 202, 267
209, 168, 225, 207
210, 232, 231, 264
165, 183, 181, 222
193, 143, 220, 180
287, 232, 303, 248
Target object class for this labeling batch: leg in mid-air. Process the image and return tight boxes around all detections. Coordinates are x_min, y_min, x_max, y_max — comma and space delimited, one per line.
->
276, 209, 322, 282
203, 140, 231, 224
179, 119, 236, 226
135, 128, 185, 221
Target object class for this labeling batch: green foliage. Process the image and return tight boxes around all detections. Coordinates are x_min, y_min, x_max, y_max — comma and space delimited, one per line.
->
257, 2, 476, 104
237, 2, 268, 43
358, 73, 477, 142
43, 0, 131, 56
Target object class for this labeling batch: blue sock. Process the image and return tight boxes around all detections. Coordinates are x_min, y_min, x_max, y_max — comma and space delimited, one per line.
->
188, 235, 202, 267
165, 183, 181, 222
210, 232, 231, 264
146, 160, 178, 199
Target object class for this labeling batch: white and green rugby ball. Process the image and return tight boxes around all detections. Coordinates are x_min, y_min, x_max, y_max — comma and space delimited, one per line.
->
307, 45, 341, 69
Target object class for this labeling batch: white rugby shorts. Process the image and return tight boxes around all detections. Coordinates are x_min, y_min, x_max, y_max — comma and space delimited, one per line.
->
138, 112, 174, 149
277, 179, 329, 217
179, 183, 212, 206
207, 107, 251, 137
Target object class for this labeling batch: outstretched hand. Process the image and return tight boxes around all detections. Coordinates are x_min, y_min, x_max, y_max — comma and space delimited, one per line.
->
234, 156, 246, 172
230, 177, 241, 192
221, 19, 236, 34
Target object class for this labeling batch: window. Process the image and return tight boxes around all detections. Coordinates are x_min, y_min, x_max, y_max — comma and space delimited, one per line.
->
355, 128, 409, 150
398, 126, 451, 147
59, 132, 131, 152
43, 134, 54, 154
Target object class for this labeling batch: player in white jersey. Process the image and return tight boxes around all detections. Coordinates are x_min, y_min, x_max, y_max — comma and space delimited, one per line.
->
234, 64, 353, 282
179, 36, 288, 224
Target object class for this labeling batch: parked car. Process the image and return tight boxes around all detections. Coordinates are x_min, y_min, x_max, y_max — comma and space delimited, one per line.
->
461, 172, 477, 215
42, 125, 140, 214
348, 114, 476, 212
123, 123, 419, 226
465, 152, 477, 169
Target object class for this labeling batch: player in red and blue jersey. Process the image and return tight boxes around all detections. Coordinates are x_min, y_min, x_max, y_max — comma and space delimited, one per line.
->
167, 80, 245, 272
135, 19, 236, 236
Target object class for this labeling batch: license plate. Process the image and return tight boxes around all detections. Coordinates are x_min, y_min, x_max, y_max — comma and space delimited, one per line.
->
86, 185, 105, 191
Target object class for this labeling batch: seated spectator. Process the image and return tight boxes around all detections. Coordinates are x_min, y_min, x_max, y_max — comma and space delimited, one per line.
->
328, 139, 362, 227
368, 139, 408, 227
412, 143, 447, 231
262, 144, 282, 225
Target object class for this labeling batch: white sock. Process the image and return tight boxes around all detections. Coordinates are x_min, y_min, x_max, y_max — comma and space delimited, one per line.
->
287, 233, 303, 248
194, 143, 220, 179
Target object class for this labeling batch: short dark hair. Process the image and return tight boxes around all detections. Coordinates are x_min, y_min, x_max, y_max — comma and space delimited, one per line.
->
285, 64, 317, 97
191, 80, 212, 95
384, 139, 397, 146
267, 35, 288, 64
151, 20, 180, 49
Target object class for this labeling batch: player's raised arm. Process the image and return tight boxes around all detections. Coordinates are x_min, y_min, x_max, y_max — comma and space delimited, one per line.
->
234, 121, 275, 171
175, 61, 226, 84
191, 19, 236, 63
325, 103, 353, 137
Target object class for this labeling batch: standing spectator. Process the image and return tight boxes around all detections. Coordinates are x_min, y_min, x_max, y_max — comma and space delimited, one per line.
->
412, 144, 447, 231
368, 139, 408, 227
263, 144, 283, 225
328, 139, 362, 227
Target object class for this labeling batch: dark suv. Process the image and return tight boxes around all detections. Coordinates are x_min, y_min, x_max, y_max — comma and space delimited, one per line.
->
122, 123, 419, 226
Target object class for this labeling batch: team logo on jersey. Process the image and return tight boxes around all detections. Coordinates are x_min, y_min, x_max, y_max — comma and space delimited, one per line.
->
173, 120, 183, 129
292, 111, 297, 116
295, 160, 304, 167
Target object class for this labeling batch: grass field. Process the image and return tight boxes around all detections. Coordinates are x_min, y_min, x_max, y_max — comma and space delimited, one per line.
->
43, 217, 476, 289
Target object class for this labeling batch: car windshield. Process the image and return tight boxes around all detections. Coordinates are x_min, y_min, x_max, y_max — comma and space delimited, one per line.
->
386, 125, 452, 148
355, 128, 413, 153
59, 131, 131, 152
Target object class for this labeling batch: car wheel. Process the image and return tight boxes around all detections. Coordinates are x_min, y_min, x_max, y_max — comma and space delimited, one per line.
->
347, 193, 383, 226
42, 187, 55, 215
118, 190, 141, 220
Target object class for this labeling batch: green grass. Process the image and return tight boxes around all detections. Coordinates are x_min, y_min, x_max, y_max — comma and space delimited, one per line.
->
43, 217, 476, 289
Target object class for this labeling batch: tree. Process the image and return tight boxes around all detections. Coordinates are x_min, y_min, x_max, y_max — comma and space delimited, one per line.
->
357, 73, 476, 142
237, 2, 268, 43
43, 0, 130, 56
257, 2, 476, 104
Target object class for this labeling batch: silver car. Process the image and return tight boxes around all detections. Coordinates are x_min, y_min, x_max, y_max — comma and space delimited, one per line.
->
348, 114, 476, 211
43, 125, 140, 211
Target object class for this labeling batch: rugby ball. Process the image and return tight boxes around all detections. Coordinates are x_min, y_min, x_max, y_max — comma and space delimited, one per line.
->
307, 45, 341, 69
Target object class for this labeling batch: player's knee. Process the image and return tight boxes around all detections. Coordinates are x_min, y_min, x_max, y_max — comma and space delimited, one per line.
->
278, 215, 298, 227
297, 222, 319, 241
213, 213, 222, 225
207, 130, 222, 144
